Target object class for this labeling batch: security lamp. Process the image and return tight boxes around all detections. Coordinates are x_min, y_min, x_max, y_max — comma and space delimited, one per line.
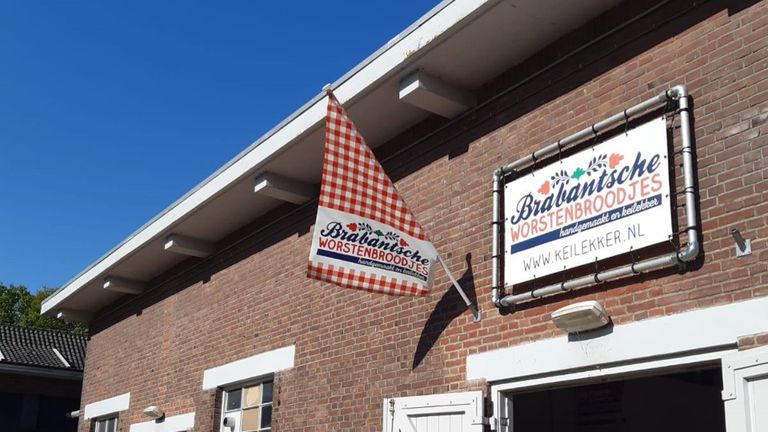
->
551, 300, 610, 333
143, 406, 164, 419
223, 416, 236, 429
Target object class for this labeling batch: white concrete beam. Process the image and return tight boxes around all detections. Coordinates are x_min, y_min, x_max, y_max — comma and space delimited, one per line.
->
254, 172, 314, 204
84, 393, 131, 420
103, 276, 146, 295
130, 412, 195, 432
164, 234, 214, 258
399, 70, 475, 118
56, 308, 92, 324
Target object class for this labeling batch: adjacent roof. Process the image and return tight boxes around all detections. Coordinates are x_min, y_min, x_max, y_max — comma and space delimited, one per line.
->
41, 0, 621, 319
0, 325, 87, 371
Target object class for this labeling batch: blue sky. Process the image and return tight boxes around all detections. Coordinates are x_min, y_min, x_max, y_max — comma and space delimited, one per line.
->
0, 1, 438, 292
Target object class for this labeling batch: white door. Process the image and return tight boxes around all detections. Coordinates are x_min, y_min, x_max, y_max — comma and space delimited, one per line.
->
722, 345, 768, 432
383, 391, 485, 432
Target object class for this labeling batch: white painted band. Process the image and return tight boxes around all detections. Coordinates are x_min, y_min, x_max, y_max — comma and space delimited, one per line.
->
129, 412, 195, 432
202, 345, 295, 390
467, 296, 768, 382
84, 392, 130, 420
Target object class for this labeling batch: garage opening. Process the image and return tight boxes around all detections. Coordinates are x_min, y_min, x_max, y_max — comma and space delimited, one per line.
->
511, 367, 725, 432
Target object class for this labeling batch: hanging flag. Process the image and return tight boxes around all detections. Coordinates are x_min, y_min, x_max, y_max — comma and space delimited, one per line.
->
307, 89, 438, 296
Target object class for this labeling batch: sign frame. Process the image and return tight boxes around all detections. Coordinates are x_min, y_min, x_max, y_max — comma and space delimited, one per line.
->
490, 85, 700, 308
503, 117, 674, 286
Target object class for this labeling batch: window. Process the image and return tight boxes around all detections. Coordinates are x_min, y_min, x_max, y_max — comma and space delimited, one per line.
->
94, 416, 117, 432
221, 380, 273, 431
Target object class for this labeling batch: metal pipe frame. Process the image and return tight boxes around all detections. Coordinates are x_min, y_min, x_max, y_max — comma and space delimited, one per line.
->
492, 85, 698, 308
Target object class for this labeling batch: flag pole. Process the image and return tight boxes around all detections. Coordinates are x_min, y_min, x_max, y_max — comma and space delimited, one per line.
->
437, 254, 481, 322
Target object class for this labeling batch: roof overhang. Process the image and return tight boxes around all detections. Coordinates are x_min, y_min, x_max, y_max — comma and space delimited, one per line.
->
0, 363, 84, 380
42, 0, 621, 319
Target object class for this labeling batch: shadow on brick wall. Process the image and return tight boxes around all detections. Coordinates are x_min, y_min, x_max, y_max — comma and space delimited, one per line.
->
412, 253, 477, 369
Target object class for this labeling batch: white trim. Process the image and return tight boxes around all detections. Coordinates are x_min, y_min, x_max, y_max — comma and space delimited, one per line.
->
489, 349, 734, 432
493, 349, 731, 393
721, 345, 768, 431
40, 0, 493, 315
722, 344, 768, 401
84, 393, 131, 420
467, 296, 768, 382
202, 345, 295, 390
129, 412, 195, 432
0, 348, 4, 361
52, 348, 71, 368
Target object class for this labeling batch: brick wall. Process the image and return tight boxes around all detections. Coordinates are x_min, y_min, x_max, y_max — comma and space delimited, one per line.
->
78, 0, 768, 430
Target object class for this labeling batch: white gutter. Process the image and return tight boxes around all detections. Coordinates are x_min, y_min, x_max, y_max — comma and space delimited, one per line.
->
42, 0, 497, 315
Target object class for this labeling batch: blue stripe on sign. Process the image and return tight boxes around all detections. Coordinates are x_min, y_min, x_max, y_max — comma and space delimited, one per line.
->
316, 249, 428, 282
510, 194, 662, 254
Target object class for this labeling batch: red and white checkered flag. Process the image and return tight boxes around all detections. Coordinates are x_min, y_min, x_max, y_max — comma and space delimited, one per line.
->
307, 90, 437, 296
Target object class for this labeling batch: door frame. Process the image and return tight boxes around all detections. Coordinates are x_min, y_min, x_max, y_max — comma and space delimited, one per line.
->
468, 297, 768, 431
490, 348, 734, 431
722, 345, 768, 431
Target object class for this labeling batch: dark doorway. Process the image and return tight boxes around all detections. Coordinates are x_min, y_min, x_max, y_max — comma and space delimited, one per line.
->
512, 368, 725, 432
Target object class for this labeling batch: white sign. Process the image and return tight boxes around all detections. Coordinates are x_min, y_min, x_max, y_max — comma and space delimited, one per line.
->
309, 206, 437, 294
504, 117, 673, 286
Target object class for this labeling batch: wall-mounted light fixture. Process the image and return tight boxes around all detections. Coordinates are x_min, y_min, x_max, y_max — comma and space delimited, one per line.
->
222, 416, 236, 430
142, 406, 164, 420
551, 300, 611, 333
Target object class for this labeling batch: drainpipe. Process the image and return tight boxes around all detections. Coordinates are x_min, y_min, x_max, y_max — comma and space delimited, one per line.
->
491, 166, 505, 307
669, 85, 699, 263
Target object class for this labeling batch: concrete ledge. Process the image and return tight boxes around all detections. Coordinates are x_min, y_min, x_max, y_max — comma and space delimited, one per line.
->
84, 392, 130, 420
130, 412, 195, 432
202, 345, 295, 390
468, 297, 768, 382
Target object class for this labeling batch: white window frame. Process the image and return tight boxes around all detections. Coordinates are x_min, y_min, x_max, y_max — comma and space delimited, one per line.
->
219, 378, 274, 432
202, 346, 294, 432
93, 415, 119, 432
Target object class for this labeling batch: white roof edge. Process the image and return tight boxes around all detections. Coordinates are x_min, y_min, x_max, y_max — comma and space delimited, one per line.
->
42, 0, 496, 315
